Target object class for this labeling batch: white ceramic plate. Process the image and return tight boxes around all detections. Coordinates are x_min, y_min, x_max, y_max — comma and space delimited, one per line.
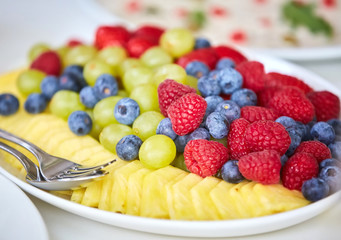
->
0, 53, 341, 238
0, 174, 49, 240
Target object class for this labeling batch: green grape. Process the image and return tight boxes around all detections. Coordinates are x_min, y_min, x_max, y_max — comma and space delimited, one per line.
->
118, 58, 144, 78
132, 111, 164, 141
97, 46, 127, 75
28, 43, 50, 62
55, 45, 70, 68
211, 137, 227, 147
64, 45, 98, 67
49, 90, 85, 120
86, 110, 102, 140
83, 59, 115, 86
93, 96, 122, 128
139, 135, 176, 169
171, 154, 189, 172
99, 123, 133, 154
117, 90, 129, 98
153, 63, 187, 86
16, 69, 46, 96
129, 84, 159, 113
185, 75, 199, 93
140, 47, 173, 69
123, 67, 153, 93
160, 28, 195, 58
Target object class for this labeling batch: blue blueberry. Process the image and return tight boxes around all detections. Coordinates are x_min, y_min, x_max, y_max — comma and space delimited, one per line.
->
301, 178, 330, 202
208, 70, 219, 80
280, 154, 289, 166
94, 74, 118, 100
310, 122, 335, 145
63, 65, 88, 88
221, 160, 245, 183
231, 88, 257, 107
327, 119, 341, 136
296, 121, 312, 141
188, 127, 210, 141
24, 93, 48, 114
320, 158, 341, 169
116, 135, 142, 161
328, 141, 341, 160
0, 93, 19, 116
217, 68, 243, 95
67, 111, 93, 136
194, 37, 211, 49
275, 116, 297, 130
205, 112, 229, 139
59, 73, 82, 92
40, 76, 60, 100
185, 61, 210, 78
156, 118, 177, 140
286, 128, 302, 156
79, 86, 100, 109
204, 95, 224, 119
319, 165, 341, 193
197, 75, 221, 97
114, 98, 140, 125
215, 100, 241, 123
174, 134, 190, 153
215, 57, 235, 70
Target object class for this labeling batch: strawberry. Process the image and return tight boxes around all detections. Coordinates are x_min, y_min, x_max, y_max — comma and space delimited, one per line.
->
213, 45, 247, 65
126, 37, 155, 58
133, 25, 164, 44
184, 139, 229, 177
238, 150, 282, 184
281, 152, 319, 190
245, 120, 291, 155
294, 140, 332, 163
94, 25, 131, 49
227, 118, 251, 159
30, 50, 61, 76
307, 90, 340, 122
240, 106, 278, 123
235, 61, 265, 93
176, 48, 219, 70
167, 93, 207, 136
157, 79, 196, 117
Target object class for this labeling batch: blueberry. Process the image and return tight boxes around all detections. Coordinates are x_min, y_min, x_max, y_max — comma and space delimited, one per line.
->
63, 65, 88, 88
301, 178, 330, 202
116, 135, 142, 161
24, 93, 48, 114
114, 98, 140, 125
320, 158, 341, 169
0, 93, 19, 116
94, 74, 118, 100
328, 141, 341, 160
79, 86, 100, 109
215, 100, 241, 123
296, 121, 312, 141
174, 134, 190, 153
215, 57, 235, 70
59, 73, 82, 92
156, 118, 177, 140
217, 68, 243, 95
310, 122, 335, 145
280, 154, 289, 166
319, 165, 341, 193
68, 111, 93, 136
221, 160, 245, 183
327, 119, 341, 136
40, 76, 60, 100
205, 112, 229, 139
188, 127, 210, 141
194, 37, 211, 49
286, 128, 302, 156
231, 88, 257, 107
185, 61, 210, 78
208, 70, 219, 80
275, 116, 297, 129
204, 95, 224, 119
197, 75, 221, 97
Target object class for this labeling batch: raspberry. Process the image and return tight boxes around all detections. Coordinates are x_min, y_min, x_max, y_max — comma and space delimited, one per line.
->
176, 48, 219, 69
30, 51, 61, 76
245, 120, 291, 155
227, 118, 251, 159
235, 61, 265, 93
307, 90, 340, 122
213, 45, 248, 65
264, 72, 313, 94
167, 93, 207, 136
257, 86, 280, 107
240, 106, 278, 123
268, 87, 315, 124
95, 25, 131, 49
133, 25, 164, 44
126, 37, 155, 58
239, 150, 282, 184
294, 141, 332, 163
281, 152, 319, 190
184, 139, 229, 177
67, 39, 83, 47
157, 79, 196, 117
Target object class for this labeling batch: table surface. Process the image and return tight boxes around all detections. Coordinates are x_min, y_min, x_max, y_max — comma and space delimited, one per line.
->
1, 0, 341, 239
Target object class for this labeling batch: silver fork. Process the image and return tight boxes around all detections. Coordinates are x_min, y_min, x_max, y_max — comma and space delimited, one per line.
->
0, 129, 115, 180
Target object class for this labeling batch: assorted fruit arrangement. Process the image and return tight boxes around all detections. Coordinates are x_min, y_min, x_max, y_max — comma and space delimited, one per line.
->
0, 24, 341, 220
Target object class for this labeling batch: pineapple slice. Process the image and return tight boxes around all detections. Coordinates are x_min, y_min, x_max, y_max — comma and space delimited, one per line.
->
228, 181, 252, 218
81, 180, 103, 207
71, 188, 86, 203
239, 181, 260, 218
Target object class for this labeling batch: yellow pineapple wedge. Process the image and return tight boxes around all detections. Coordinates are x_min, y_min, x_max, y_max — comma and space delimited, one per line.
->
71, 188, 86, 204
81, 180, 103, 207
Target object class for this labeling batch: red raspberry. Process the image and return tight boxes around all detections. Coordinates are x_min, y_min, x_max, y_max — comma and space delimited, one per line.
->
95, 25, 131, 49
281, 152, 319, 190
240, 106, 278, 123
264, 72, 313, 94
307, 90, 340, 122
268, 87, 315, 124
133, 25, 164, 45
294, 141, 332, 163
126, 37, 155, 58
257, 86, 280, 107
227, 118, 251, 159
167, 93, 207, 136
157, 79, 196, 117
30, 51, 61, 76
67, 39, 83, 47
184, 139, 229, 177
176, 48, 219, 69
238, 150, 282, 184
245, 120, 291, 155
213, 45, 248, 65
235, 61, 265, 93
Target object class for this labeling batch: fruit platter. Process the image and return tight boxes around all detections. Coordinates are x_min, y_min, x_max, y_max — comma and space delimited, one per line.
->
0, 24, 341, 237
